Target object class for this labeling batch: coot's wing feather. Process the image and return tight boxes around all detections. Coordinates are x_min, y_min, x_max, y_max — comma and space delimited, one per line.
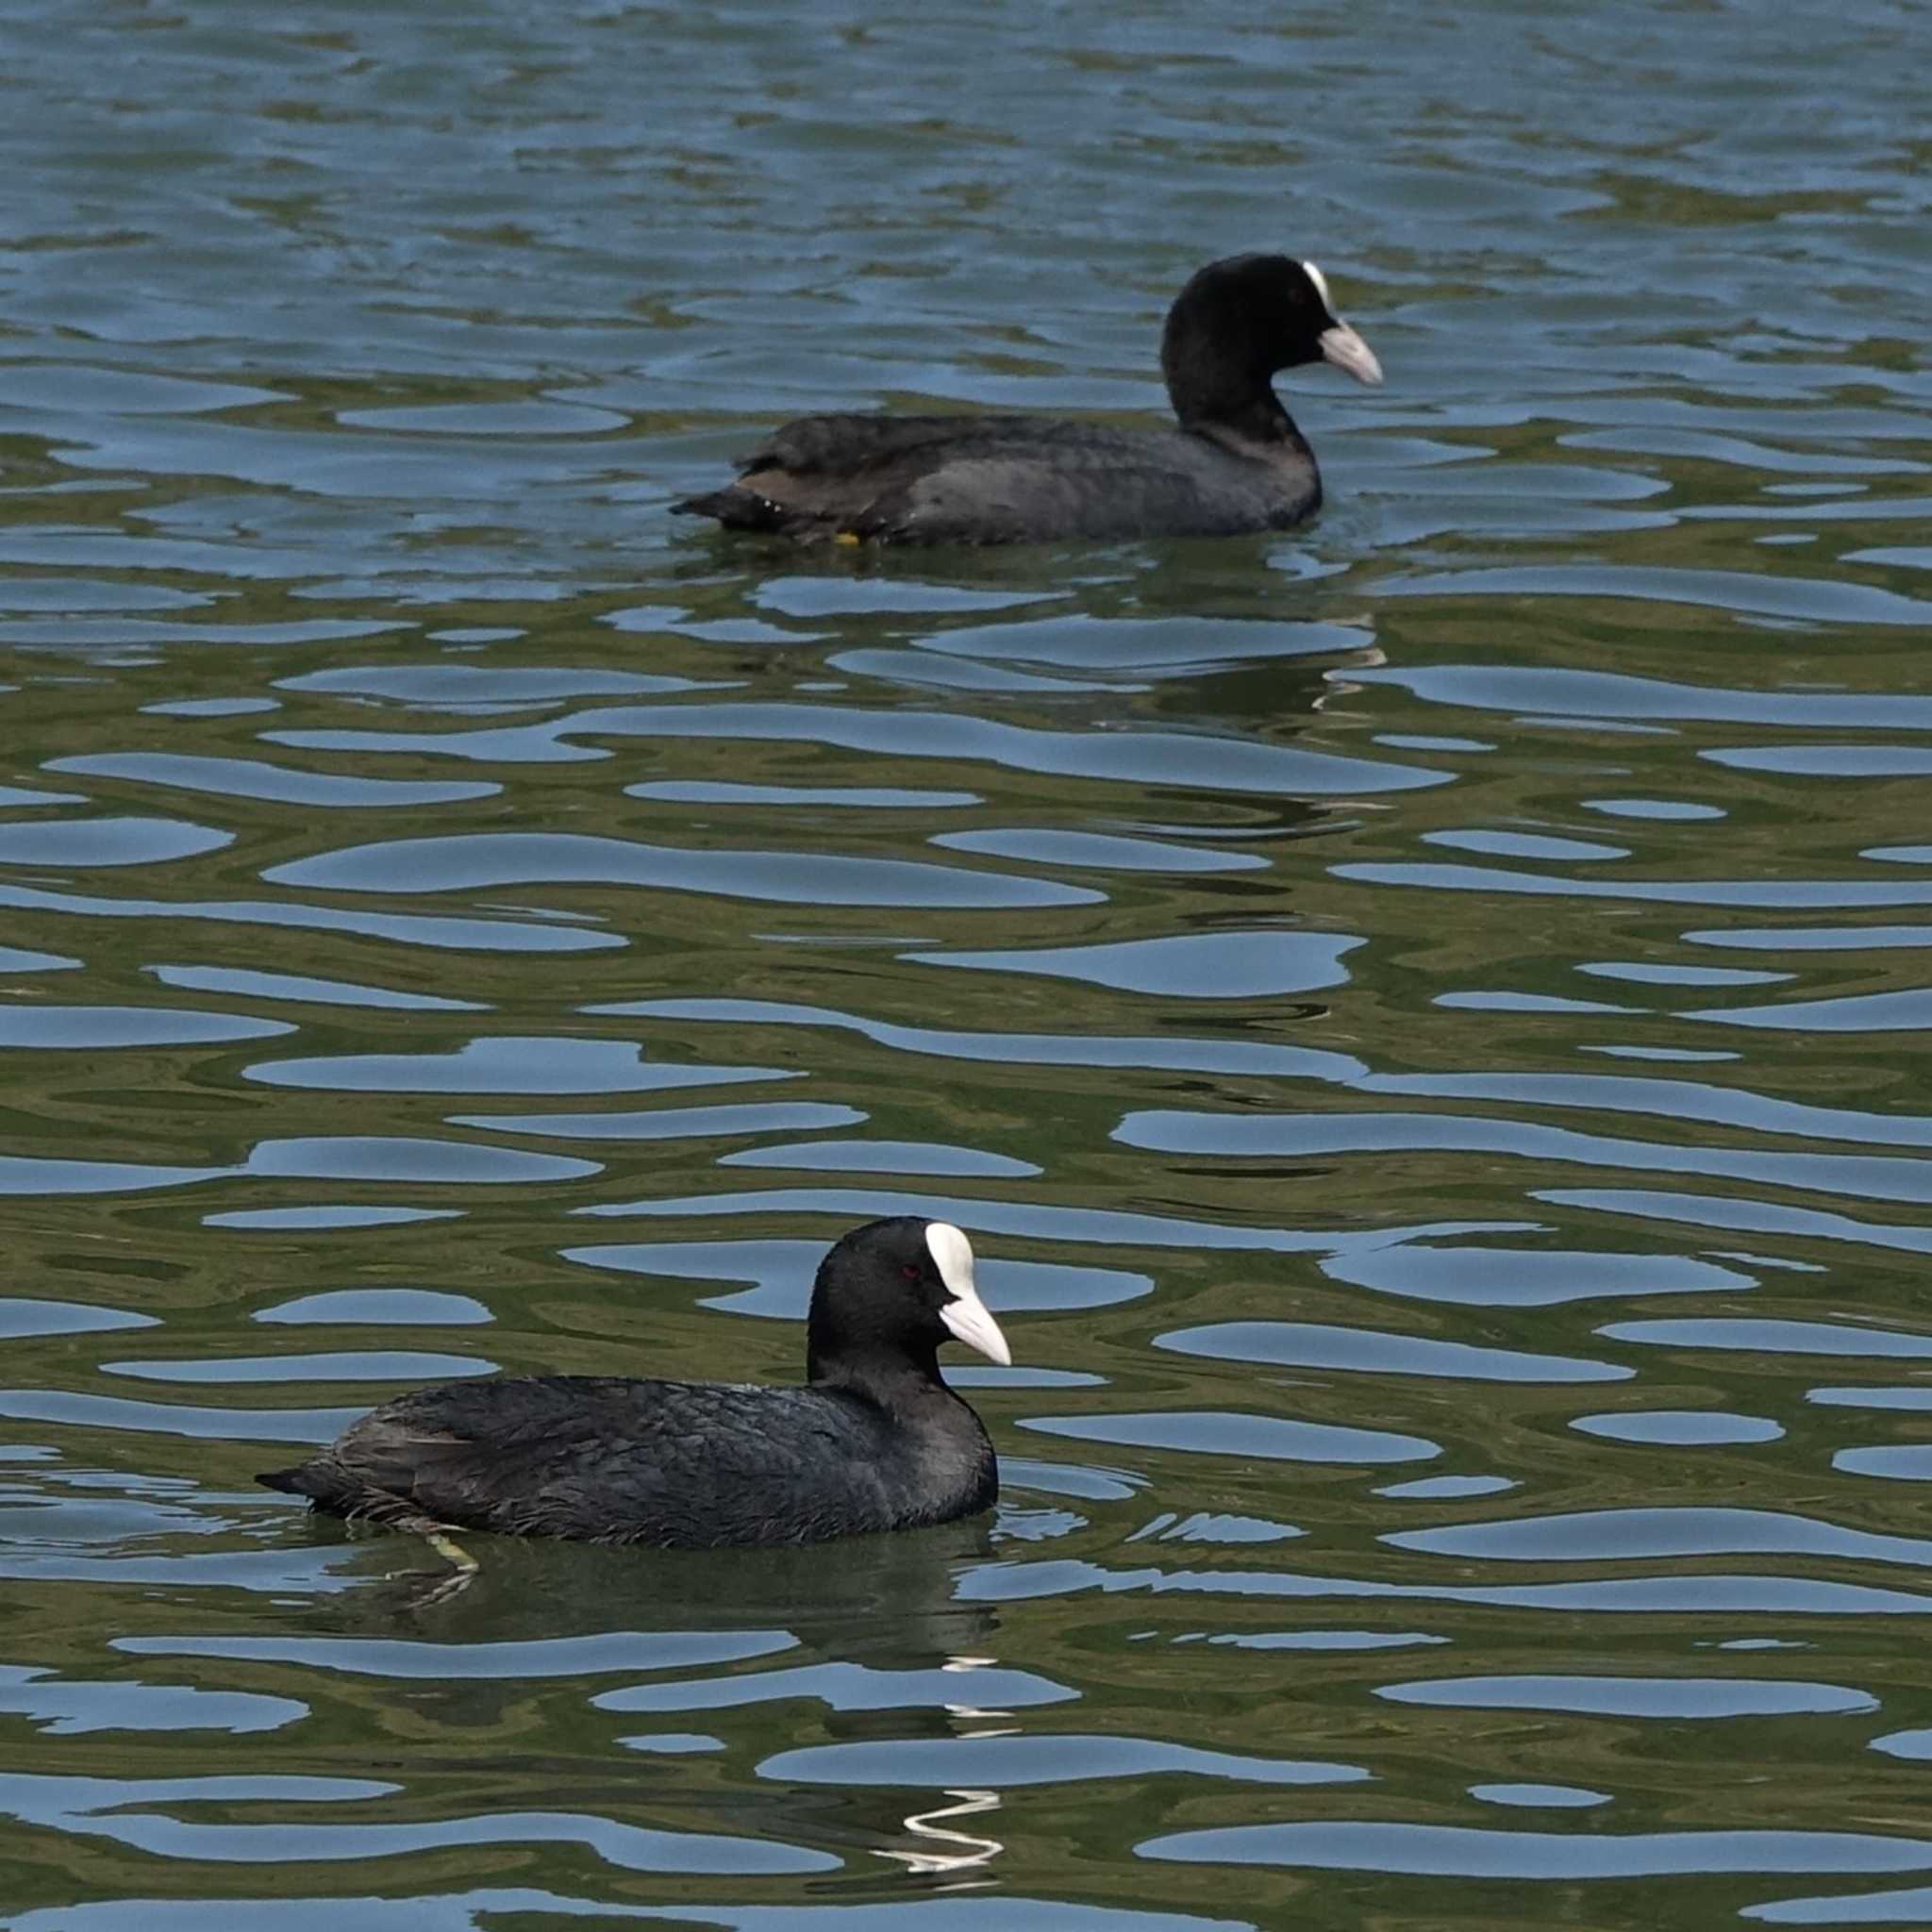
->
719, 416, 1130, 536
678, 416, 1273, 542
676, 418, 1019, 535
275, 1375, 897, 1547
735, 413, 1065, 477
850, 451, 1241, 546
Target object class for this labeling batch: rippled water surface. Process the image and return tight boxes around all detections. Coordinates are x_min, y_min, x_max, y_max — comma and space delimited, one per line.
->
3, 3, 1930, 1926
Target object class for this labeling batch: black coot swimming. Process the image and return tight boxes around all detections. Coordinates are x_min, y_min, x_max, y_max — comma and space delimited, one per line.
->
258, 1217, 1010, 1549
674, 252, 1382, 546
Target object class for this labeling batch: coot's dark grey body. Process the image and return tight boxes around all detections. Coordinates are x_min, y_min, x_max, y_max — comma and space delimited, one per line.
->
674, 253, 1382, 547
258, 1218, 1009, 1550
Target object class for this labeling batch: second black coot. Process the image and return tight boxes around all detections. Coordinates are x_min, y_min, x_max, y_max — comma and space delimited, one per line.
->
674, 252, 1383, 546
258, 1217, 1010, 1549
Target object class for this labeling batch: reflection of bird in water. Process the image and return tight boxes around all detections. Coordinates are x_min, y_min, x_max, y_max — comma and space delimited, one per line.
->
278, 1513, 1017, 1875
340, 1509, 1003, 1668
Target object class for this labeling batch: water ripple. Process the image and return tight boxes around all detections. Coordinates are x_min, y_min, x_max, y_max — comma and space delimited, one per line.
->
267, 831, 1101, 909
0, 1771, 832, 1874
47, 752, 498, 808
1141, 1822, 1932, 1880
273, 700, 1448, 795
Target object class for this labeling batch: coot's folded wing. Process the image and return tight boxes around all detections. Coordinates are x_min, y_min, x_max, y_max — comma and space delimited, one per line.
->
262, 1375, 892, 1546
678, 415, 1176, 541
848, 452, 1236, 546
735, 412, 1088, 477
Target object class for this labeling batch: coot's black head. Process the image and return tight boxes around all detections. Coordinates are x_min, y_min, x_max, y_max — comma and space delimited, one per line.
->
807, 1216, 1010, 1387
1160, 253, 1382, 435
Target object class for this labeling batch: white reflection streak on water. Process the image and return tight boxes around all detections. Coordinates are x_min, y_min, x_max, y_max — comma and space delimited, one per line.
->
878, 1788, 1006, 1878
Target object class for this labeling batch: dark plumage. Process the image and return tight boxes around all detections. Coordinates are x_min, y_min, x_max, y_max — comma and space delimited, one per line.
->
673, 252, 1383, 546
258, 1217, 1010, 1550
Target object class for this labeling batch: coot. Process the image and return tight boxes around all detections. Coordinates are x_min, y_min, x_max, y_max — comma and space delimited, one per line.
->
674, 253, 1382, 546
258, 1217, 1010, 1549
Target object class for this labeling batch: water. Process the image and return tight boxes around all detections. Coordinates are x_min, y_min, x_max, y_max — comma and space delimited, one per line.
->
2, 1, 1929, 1925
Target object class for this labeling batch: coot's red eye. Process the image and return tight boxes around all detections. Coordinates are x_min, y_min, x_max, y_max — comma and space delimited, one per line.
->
902, 1263, 922, 1282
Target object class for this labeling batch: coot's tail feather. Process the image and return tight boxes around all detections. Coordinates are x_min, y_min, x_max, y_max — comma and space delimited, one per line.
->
671, 486, 791, 532
258, 1458, 358, 1512
258, 1457, 445, 1533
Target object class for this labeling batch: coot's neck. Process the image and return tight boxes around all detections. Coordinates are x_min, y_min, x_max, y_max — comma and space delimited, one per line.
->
808, 1328, 953, 1413
1189, 394, 1313, 463
1161, 292, 1302, 451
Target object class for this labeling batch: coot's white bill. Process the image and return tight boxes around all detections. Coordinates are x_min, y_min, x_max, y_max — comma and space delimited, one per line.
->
1319, 320, 1383, 387
927, 1221, 1012, 1367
